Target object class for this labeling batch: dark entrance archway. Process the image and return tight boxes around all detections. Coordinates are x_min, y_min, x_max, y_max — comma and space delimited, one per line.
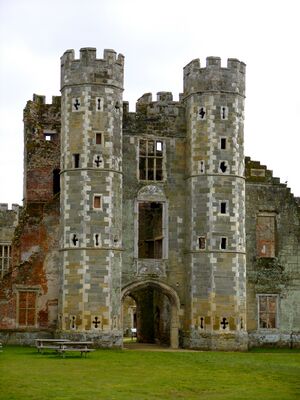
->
122, 280, 180, 348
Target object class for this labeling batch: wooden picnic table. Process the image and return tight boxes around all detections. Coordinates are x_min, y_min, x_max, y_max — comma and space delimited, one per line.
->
35, 339, 94, 357
35, 338, 69, 353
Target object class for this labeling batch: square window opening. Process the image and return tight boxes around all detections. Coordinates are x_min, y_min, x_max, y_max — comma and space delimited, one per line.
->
199, 237, 206, 250
220, 237, 227, 250
95, 132, 103, 145
220, 202, 227, 214
220, 138, 227, 150
93, 195, 102, 209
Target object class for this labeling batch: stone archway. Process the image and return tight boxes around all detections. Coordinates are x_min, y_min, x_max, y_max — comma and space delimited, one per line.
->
122, 280, 180, 349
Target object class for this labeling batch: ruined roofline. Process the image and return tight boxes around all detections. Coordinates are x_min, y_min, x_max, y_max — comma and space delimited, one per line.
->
27, 94, 61, 106
245, 156, 294, 194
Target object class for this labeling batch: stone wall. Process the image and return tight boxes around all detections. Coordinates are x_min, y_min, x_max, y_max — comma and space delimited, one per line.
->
0, 48, 299, 349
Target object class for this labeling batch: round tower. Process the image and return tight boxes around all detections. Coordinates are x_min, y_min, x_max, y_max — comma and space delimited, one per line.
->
183, 57, 247, 350
59, 48, 124, 345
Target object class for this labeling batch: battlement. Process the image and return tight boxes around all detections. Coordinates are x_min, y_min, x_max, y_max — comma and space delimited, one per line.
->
135, 92, 181, 115
32, 94, 61, 106
60, 47, 124, 90
0, 203, 20, 212
183, 56, 246, 97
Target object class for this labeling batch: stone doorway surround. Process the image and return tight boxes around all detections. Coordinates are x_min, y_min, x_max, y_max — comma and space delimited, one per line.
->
121, 279, 180, 349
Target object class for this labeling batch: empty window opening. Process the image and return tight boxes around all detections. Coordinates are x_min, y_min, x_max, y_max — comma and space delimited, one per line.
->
0, 244, 11, 278
18, 291, 37, 327
53, 169, 60, 195
94, 234, 100, 247
220, 202, 227, 214
73, 154, 80, 168
93, 195, 102, 209
44, 134, 53, 141
139, 140, 164, 181
138, 202, 163, 259
258, 295, 277, 329
220, 237, 227, 250
219, 161, 228, 173
198, 237, 206, 250
95, 132, 103, 145
220, 138, 227, 150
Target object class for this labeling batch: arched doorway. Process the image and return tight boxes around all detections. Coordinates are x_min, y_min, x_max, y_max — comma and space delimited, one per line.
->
122, 280, 180, 348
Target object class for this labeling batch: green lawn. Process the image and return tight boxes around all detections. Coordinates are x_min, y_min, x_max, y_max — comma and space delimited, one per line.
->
0, 346, 299, 400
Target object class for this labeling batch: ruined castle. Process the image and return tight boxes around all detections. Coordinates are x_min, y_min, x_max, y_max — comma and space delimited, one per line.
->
0, 48, 299, 350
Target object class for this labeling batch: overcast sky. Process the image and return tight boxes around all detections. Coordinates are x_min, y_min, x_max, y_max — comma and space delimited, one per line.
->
0, 0, 299, 206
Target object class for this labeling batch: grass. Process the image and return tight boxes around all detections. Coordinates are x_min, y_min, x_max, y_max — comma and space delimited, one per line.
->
0, 346, 299, 400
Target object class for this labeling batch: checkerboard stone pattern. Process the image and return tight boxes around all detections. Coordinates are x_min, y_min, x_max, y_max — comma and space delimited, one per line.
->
60, 49, 124, 343
183, 57, 247, 349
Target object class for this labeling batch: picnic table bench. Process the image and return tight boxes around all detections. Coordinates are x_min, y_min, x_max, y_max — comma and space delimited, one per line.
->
56, 341, 95, 358
35, 339, 94, 357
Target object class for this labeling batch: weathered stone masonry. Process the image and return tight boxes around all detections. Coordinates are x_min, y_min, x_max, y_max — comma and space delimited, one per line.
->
0, 48, 299, 349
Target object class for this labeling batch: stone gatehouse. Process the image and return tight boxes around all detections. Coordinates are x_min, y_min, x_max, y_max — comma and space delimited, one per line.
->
0, 48, 299, 350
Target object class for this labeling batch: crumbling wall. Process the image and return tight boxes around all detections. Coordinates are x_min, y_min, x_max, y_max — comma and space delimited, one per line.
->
245, 157, 300, 348
0, 95, 61, 344
23, 94, 61, 204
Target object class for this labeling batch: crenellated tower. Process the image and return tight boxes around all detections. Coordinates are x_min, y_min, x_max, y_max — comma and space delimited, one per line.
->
60, 48, 124, 344
183, 57, 247, 350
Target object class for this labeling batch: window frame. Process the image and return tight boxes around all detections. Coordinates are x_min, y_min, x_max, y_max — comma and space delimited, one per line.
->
93, 194, 103, 210
257, 294, 279, 330
138, 139, 165, 182
15, 286, 40, 328
0, 243, 11, 278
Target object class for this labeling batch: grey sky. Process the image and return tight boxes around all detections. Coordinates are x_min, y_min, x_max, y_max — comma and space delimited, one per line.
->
0, 0, 299, 205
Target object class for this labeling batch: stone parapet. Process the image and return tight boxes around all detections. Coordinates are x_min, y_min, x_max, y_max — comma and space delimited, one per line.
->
183, 57, 246, 98
60, 48, 124, 91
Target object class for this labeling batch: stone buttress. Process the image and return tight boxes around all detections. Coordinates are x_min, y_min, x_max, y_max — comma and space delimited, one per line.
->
60, 48, 124, 345
183, 57, 248, 350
